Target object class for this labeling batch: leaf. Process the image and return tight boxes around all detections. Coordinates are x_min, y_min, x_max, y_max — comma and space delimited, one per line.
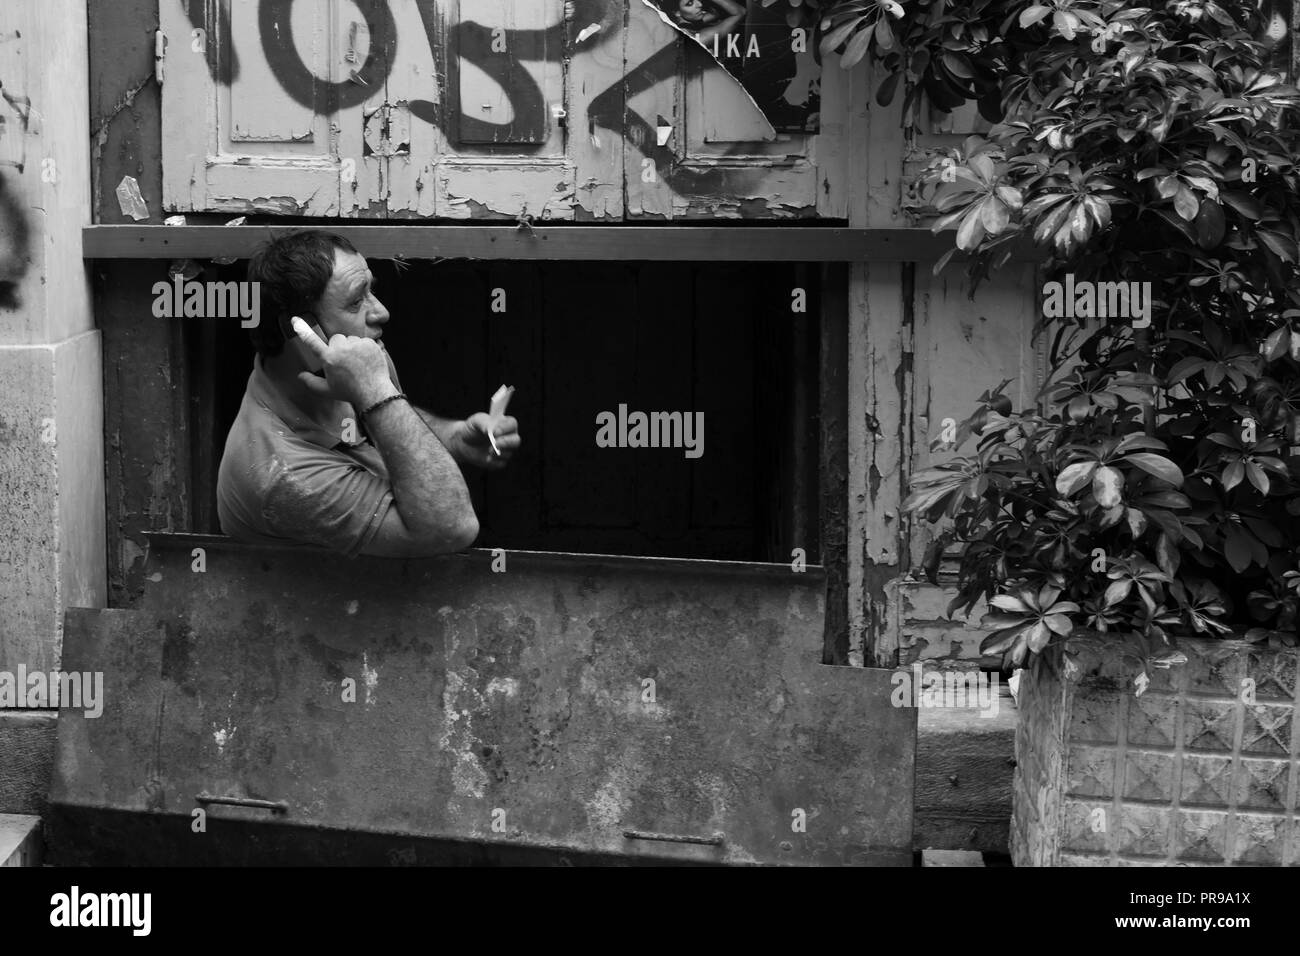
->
981, 612, 1035, 630
1168, 356, 1205, 385
1026, 620, 1052, 653
1245, 461, 1270, 494
1225, 525, 1253, 572
1141, 491, 1190, 509
1263, 326, 1289, 361
1195, 200, 1225, 249
990, 594, 1032, 613
980, 625, 1028, 656
1019, 5, 1051, 28
1174, 185, 1200, 222
876, 69, 901, 107
1056, 461, 1098, 496
875, 13, 895, 51
956, 206, 986, 251
1104, 578, 1133, 607
941, 52, 973, 80
1220, 191, 1261, 219
1052, 9, 1077, 40
1123, 454, 1184, 487
979, 197, 1010, 234
995, 185, 1023, 211
920, 537, 946, 585
1243, 517, 1283, 547
933, 246, 958, 276
1043, 613, 1074, 636
1092, 465, 1125, 508
1258, 229, 1299, 264
1116, 433, 1167, 454
1155, 533, 1181, 577
839, 22, 876, 69
1100, 504, 1126, 529
820, 16, 863, 56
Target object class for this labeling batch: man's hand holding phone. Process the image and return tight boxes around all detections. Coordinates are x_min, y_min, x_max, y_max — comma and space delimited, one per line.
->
291, 316, 397, 410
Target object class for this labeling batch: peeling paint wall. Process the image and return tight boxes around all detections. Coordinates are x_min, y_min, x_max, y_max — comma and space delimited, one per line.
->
0, 1, 104, 816
156, 0, 841, 220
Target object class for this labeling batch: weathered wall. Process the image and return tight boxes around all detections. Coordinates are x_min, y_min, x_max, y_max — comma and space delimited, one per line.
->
50, 535, 915, 866
155, 0, 843, 220
0, 0, 104, 814
89, 2, 1044, 670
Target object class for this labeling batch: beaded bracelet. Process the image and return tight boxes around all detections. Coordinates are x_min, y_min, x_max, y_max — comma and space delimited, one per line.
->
361, 392, 407, 419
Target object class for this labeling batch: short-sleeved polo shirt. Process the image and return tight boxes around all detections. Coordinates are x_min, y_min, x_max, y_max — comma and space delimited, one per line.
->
216, 355, 398, 557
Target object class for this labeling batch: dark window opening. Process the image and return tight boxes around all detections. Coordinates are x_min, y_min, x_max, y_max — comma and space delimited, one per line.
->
194, 259, 821, 564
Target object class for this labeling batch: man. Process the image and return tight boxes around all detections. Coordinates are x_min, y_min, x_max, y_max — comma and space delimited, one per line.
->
217, 230, 520, 557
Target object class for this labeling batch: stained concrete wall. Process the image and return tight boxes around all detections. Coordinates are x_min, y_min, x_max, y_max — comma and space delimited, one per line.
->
0, 0, 104, 814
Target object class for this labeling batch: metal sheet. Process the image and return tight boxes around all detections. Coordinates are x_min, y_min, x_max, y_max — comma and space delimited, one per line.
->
49, 534, 913, 865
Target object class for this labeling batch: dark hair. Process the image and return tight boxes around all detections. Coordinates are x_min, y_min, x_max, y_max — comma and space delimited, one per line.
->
246, 230, 358, 357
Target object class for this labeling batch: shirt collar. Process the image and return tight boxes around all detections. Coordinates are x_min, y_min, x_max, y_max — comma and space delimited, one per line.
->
247, 354, 354, 450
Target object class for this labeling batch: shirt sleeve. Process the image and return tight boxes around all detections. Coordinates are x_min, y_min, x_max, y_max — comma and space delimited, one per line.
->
260, 450, 394, 558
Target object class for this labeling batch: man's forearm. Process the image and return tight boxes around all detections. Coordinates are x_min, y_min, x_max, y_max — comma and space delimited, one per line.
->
365, 399, 476, 539
411, 407, 465, 459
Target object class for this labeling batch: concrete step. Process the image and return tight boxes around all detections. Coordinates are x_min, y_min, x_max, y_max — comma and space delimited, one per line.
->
0, 814, 42, 867
921, 848, 986, 867
913, 689, 1016, 855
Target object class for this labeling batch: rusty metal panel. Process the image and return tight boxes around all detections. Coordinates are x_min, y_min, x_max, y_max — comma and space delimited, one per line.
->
49, 534, 914, 865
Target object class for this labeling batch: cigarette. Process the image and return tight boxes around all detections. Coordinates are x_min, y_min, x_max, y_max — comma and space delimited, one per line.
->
488, 385, 514, 456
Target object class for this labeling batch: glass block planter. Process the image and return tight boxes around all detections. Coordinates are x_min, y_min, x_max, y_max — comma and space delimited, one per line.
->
1011, 632, 1300, 866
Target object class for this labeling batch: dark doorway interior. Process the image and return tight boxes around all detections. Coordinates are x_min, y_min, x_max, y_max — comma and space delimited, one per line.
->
198, 259, 820, 564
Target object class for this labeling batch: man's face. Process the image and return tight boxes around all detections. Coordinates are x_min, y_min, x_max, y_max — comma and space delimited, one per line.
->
677, 0, 707, 23
311, 248, 389, 342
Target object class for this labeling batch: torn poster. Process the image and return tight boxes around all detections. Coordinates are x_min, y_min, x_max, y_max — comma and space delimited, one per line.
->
643, 0, 820, 134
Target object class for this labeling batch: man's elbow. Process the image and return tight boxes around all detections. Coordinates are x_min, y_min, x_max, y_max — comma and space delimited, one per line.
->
449, 513, 479, 552
421, 512, 478, 553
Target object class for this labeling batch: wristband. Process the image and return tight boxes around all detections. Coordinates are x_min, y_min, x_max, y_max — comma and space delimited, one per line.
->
361, 392, 407, 419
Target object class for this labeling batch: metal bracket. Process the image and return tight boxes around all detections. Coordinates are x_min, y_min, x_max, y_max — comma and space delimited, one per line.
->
196, 793, 289, 815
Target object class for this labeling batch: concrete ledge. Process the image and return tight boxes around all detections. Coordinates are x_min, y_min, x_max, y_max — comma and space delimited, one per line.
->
0, 814, 42, 867
0, 711, 58, 815
921, 848, 986, 867
913, 695, 1016, 855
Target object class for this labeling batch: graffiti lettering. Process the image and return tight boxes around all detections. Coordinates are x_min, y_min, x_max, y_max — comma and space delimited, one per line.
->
183, 1, 770, 159
258, 0, 396, 115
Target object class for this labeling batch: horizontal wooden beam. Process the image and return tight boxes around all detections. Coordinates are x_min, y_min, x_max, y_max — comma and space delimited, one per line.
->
83, 225, 1041, 263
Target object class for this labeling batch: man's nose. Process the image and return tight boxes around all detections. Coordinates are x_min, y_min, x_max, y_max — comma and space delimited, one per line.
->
369, 297, 390, 324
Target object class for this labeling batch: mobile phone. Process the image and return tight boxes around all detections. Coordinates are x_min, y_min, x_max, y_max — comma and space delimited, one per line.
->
290, 317, 327, 373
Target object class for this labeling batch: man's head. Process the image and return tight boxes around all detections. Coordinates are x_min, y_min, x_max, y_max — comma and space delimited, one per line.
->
247, 230, 390, 358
